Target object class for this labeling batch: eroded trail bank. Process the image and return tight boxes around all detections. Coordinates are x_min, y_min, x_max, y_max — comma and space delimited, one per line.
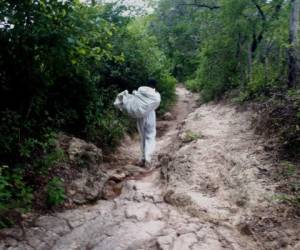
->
1, 87, 300, 250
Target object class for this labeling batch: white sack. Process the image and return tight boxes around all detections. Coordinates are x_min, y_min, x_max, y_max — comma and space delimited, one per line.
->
114, 87, 161, 118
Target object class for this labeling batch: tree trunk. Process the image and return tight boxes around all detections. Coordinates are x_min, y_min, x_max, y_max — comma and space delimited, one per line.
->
248, 43, 253, 82
288, 0, 300, 88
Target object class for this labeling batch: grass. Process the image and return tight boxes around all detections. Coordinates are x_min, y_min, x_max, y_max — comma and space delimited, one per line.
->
182, 130, 202, 143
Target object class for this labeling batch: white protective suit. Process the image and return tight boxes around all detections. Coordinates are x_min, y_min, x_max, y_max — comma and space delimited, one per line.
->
136, 110, 156, 163
113, 86, 160, 163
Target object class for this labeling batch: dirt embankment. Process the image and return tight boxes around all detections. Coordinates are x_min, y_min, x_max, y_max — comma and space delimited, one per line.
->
162, 101, 300, 250
1, 87, 300, 250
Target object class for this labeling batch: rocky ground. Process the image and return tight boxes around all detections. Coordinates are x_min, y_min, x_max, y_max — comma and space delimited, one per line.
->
1, 87, 300, 250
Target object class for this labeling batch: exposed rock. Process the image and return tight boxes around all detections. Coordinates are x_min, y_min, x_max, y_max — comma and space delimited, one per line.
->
163, 190, 192, 207
236, 222, 253, 236
157, 122, 170, 137
293, 241, 300, 249
157, 235, 174, 250
68, 137, 102, 167
109, 172, 127, 182
172, 233, 198, 250
162, 112, 174, 121
34, 216, 70, 236
56, 136, 113, 205
67, 169, 108, 205
157, 153, 172, 169
176, 223, 199, 235
102, 180, 123, 200
125, 203, 163, 221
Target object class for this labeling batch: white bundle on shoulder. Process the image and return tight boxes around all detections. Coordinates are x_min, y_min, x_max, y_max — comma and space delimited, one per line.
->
114, 87, 161, 118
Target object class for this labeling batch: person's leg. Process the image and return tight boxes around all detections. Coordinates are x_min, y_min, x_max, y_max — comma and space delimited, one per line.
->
144, 111, 156, 164
136, 118, 146, 164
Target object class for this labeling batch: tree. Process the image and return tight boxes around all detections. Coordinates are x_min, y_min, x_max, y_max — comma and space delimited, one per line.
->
0, 0, 176, 223
288, 0, 300, 88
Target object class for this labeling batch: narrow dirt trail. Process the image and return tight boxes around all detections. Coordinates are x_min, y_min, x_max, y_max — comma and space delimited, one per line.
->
1, 87, 299, 250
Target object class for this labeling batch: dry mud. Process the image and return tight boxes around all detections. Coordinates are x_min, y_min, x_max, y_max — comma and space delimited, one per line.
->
1, 87, 300, 250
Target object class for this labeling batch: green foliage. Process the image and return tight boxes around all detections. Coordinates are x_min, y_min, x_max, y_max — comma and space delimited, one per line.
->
194, 37, 239, 101
46, 177, 65, 206
152, 0, 291, 101
34, 148, 65, 175
0, 0, 176, 225
182, 130, 202, 143
282, 161, 297, 177
106, 16, 176, 112
0, 0, 176, 221
186, 79, 201, 93
273, 161, 300, 206
150, 0, 213, 80
255, 90, 300, 158
0, 166, 33, 219
157, 74, 177, 113
152, 0, 300, 162
274, 193, 300, 206
147, 4, 300, 216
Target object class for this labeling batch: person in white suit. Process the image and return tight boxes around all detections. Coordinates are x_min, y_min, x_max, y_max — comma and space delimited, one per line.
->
136, 79, 159, 169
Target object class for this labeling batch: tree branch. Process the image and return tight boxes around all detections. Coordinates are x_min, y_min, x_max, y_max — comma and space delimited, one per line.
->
271, 0, 284, 19
178, 0, 220, 10
251, 0, 266, 21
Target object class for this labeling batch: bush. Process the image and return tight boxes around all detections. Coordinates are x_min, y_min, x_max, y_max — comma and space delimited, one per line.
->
104, 16, 177, 113
0, 1, 176, 221
255, 90, 300, 159
182, 130, 202, 143
157, 74, 177, 113
46, 177, 65, 207
0, 166, 33, 228
186, 79, 201, 93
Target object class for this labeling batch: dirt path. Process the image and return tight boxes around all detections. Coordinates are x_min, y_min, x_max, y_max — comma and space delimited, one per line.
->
1, 87, 299, 250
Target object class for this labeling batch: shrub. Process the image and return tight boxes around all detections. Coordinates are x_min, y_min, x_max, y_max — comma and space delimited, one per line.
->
46, 177, 65, 207
255, 90, 300, 159
186, 79, 201, 93
0, 1, 176, 221
182, 130, 202, 143
0, 166, 33, 228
